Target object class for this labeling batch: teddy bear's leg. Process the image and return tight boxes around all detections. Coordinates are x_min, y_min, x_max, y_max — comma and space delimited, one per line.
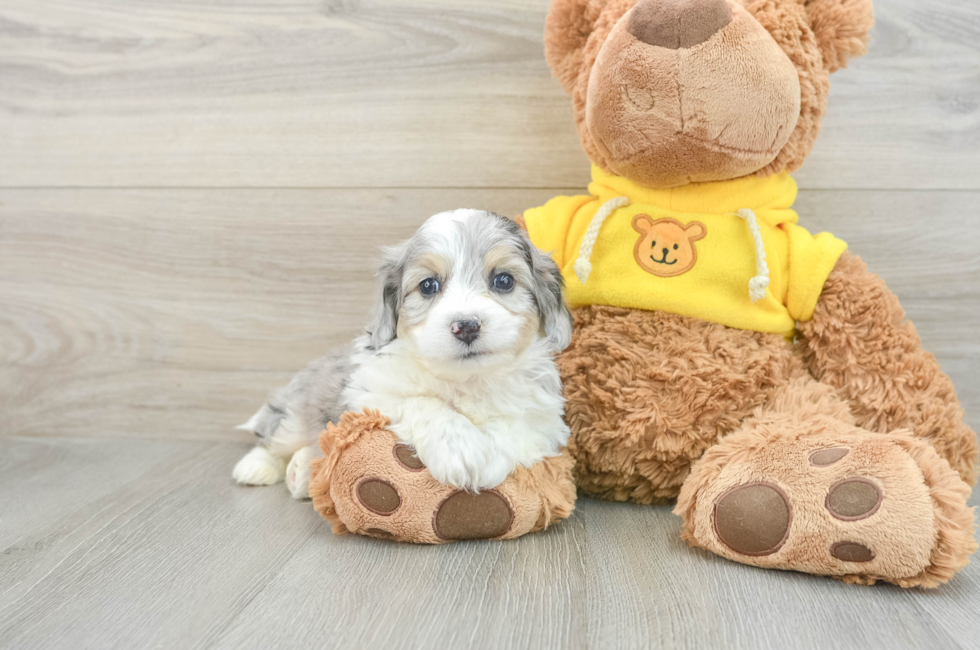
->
675, 375, 977, 587
797, 252, 979, 485
559, 306, 803, 504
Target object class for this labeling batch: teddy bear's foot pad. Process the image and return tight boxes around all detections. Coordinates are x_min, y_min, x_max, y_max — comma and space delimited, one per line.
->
434, 490, 514, 540
712, 482, 791, 556
349, 481, 514, 542
677, 424, 976, 587
309, 410, 576, 544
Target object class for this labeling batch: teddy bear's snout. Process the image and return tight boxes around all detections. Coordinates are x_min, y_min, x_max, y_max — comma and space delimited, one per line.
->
627, 0, 733, 50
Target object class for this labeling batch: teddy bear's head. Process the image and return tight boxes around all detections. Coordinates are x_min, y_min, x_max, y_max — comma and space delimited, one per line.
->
545, 0, 874, 188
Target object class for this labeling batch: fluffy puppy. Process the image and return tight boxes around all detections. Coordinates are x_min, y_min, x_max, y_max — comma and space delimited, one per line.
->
232, 209, 573, 499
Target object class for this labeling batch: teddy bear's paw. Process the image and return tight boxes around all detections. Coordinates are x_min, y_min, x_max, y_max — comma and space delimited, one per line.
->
342, 442, 516, 543
314, 424, 555, 544
677, 425, 977, 588
309, 413, 577, 544
285, 445, 319, 500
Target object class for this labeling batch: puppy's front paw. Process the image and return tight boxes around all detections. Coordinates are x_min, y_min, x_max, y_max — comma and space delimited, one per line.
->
286, 445, 319, 500
421, 440, 512, 491
233, 447, 286, 485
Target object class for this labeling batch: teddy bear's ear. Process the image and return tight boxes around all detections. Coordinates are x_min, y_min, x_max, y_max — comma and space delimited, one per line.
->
804, 0, 875, 72
632, 213, 655, 234
545, 0, 606, 94
684, 221, 707, 241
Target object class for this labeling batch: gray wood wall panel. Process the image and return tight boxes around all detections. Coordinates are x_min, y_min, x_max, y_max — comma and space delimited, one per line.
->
1, 0, 978, 189
2, 188, 977, 441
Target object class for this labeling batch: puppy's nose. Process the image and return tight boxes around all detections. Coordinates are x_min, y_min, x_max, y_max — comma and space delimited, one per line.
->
451, 319, 481, 345
663, 248, 670, 256
627, 0, 733, 49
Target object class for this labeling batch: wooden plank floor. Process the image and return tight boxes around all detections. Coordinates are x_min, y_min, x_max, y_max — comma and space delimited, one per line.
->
1, 0, 979, 648
0, 436, 977, 650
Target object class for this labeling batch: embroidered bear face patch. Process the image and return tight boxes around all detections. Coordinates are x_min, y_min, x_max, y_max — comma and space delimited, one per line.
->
631, 215, 706, 278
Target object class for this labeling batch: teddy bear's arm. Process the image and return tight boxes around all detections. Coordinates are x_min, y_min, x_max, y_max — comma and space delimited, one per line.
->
797, 252, 979, 485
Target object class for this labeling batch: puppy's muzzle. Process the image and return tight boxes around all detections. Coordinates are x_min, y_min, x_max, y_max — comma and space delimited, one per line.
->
451, 318, 481, 345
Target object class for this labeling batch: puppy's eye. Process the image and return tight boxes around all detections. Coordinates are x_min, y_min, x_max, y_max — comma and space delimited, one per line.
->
419, 278, 440, 296
492, 272, 515, 293
650, 241, 656, 248
673, 244, 679, 250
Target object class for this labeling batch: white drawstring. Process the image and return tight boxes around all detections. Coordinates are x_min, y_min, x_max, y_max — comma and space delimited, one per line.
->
734, 208, 770, 302
573, 196, 630, 284
573, 198, 770, 304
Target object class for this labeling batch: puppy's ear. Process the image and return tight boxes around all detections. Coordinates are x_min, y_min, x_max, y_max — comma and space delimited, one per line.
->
520, 232, 573, 354
366, 241, 408, 350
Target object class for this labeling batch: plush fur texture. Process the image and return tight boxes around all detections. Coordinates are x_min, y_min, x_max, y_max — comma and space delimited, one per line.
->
674, 375, 977, 588
234, 209, 573, 498
544, 0, 874, 186
798, 253, 980, 486
561, 305, 801, 504
309, 411, 577, 544
541, 0, 976, 586
562, 255, 979, 505
585, 0, 802, 186
559, 254, 977, 586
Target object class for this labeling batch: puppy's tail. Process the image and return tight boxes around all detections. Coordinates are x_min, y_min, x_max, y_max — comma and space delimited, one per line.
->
236, 398, 289, 444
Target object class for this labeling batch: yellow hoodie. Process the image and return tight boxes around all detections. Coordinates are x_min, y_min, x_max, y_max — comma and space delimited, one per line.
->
523, 165, 847, 339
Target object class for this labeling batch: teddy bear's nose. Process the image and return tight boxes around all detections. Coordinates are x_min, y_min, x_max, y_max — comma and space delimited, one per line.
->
627, 0, 733, 49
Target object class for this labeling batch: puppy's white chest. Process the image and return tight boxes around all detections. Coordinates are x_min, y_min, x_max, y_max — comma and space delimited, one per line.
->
438, 387, 492, 426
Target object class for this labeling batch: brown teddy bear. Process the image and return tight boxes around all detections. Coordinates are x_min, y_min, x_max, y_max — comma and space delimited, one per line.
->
517, 0, 977, 587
